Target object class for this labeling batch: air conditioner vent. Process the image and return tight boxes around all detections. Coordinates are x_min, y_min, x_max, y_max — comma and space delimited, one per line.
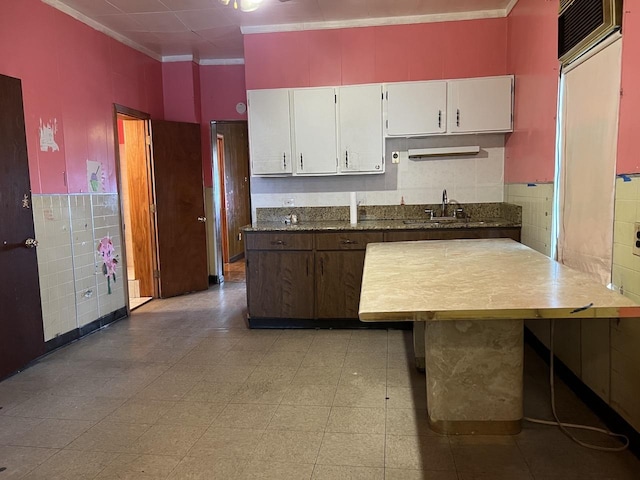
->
558, 0, 623, 65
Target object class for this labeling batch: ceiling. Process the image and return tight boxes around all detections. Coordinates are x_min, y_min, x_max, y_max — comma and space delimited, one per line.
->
43, 0, 518, 63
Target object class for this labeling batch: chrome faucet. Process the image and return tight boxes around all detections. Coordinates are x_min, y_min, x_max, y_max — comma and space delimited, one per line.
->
441, 189, 448, 217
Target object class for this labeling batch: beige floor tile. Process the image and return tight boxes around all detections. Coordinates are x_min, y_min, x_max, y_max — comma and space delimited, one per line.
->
232, 337, 278, 352
302, 352, 346, 368
218, 350, 266, 366
132, 376, 199, 401
0, 446, 57, 479
128, 424, 207, 456
385, 408, 434, 436
325, 407, 385, 434
385, 386, 427, 409
9, 418, 94, 449
311, 464, 384, 480
182, 381, 242, 403
385, 469, 459, 480
106, 399, 176, 424
246, 366, 299, 384
20, 449, 119, 480
0, 417, 44, 446
385, 435, 455, 471
94, 453, 181, 480
0, 390, 33, 416
292, 367, 342, 386
267, 405, 331, 432
343, 352, 387, 370
253, 430, 324, 464
65, 421, 151, 453
333, 385, 387, 408
281, 385, 337, 406
157, 401, 225, 426
43, 376, 113, 398
338, 368, 387, 387
7, 394, 124, 421
230, 381, 289, 404
167, 455, 245, 480
203, 365, 257, 383
213, 403, 278, 429
316, 432, 385, 467
260, 350, 306, 367
347, 338, 388, 354
269, 336, 315, 352
188, 427, 264, 458
386, 367, 426, 388
241, 459, 314, 479
451, 443, 530, 476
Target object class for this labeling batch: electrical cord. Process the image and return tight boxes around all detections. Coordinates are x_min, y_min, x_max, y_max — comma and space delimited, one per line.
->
523, 319, 630, 452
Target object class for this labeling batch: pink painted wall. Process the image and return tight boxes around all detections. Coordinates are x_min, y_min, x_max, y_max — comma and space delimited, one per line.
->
0, 0, 164, 195
199, 64, 248, 187
504, 0, 559, 183
244, 18, 508, 89
162, 62, 201, 123
616, 4, 640, 174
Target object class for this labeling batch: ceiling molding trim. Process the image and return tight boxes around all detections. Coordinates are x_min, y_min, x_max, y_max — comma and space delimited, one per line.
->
162, 55, 196, 63
199, 58, 245, 66
241, 9, 507, 34
40, 0, 162, 62
505, 0, 520, 16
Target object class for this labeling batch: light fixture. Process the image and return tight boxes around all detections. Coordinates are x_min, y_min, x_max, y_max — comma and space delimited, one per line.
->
219, 0, 264, 12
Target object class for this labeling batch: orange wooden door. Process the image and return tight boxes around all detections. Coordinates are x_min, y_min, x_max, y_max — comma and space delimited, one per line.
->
0, 74, 45, 378
150, 120, 208, 298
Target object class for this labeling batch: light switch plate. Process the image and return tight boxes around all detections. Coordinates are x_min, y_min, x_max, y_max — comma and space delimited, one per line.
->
634, 222, 640, 257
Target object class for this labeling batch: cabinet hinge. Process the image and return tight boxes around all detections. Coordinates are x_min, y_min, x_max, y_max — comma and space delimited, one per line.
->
385, 91, 388, 100
145, 135, 151, 146
381, 92, 384, 100
334, 94, 337, 103
386, 119, 388, 129
153, 270, 160, 279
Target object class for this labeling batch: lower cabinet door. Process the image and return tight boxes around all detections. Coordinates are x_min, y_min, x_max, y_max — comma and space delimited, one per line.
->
315, 250, 366, 319
247, 251, 314, 319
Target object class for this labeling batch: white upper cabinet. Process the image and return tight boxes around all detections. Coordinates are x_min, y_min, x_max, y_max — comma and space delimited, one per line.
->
385, 81, 447, 136
247, 89, 292, 175
292, 87, 338, 175
447, 76, 514, 134
338, 84, 384, 174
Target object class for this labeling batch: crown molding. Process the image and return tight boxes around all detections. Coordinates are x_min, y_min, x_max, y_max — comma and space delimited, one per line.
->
199, 58, 245, 65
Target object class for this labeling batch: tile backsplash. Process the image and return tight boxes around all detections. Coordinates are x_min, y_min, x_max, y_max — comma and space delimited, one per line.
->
32, 193, 125, 342
504, 183, 553, 257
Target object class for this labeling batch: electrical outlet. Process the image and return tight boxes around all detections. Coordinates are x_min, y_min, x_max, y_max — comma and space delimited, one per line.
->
391, 151, 400, 164
634, 222, 640, 257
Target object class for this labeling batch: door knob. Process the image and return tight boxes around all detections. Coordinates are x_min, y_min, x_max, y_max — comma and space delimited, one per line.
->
25, 238, 38, 248
197, 216, 207, 223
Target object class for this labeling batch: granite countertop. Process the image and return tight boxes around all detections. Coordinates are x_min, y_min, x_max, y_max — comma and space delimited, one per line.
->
243, 203, 522, 232
358, 238, 639, 322
243, 217, 518, 232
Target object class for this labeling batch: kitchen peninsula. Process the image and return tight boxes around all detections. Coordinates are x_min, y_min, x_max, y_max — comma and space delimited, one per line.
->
243, 203, 521, 327
359, 238, 640, 435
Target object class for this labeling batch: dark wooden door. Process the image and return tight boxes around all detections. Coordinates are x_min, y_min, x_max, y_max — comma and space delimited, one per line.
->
217, 122, 251, 262
150, 120, 208, 298
316, 251, 366, 319
247, 250, 314, 318
0, 74, 45, 379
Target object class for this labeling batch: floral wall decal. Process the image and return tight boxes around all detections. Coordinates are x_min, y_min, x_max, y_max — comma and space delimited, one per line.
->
98, 236, 118, 294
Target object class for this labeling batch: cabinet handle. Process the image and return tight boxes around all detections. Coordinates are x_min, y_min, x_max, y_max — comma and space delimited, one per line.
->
283, 153, 287, 169
270, 240, 287, 246
438, 110, 442, 128
300, 154, 303, 170
345, 151, 349, 168
456, 109, 460, 127
320, 257, 324, 275
340, 239, 358, 245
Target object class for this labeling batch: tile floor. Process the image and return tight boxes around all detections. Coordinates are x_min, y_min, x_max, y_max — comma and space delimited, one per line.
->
1, 280, 639, 479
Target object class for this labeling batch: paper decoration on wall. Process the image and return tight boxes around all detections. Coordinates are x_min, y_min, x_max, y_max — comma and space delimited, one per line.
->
87, 160, 105, 193
98, 236, 118, 294
39, 118, 60, 152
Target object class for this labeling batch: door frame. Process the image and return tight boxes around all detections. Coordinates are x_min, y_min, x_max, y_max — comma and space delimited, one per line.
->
112, 104, 159, 308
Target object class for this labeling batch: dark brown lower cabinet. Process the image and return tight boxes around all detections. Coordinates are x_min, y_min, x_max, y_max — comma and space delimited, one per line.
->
316, 250, 366, 319
247, 250, 314, 319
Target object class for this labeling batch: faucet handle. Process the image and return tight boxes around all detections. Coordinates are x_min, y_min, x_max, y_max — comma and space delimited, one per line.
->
424, 208, 434, 219
453, 208, 465, 219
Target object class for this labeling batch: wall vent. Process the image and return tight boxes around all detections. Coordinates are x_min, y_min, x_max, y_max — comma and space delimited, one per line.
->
558, 0, 623, 65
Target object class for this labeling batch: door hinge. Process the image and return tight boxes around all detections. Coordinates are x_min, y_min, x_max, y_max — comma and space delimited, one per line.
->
149, 204, 156, 213
385, 91, 388, 100
145, 135, 152, 146
153, 270, 160, 279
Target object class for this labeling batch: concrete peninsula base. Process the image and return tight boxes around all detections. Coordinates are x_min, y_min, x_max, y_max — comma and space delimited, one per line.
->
424, 319, 524, 435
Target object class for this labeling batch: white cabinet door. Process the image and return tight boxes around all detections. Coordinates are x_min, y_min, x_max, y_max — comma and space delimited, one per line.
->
385, 81, 447, 136
338, 84, 384, 173
247, 89, 292, 175
292, 88, 338, 175
447, 76, 513, 133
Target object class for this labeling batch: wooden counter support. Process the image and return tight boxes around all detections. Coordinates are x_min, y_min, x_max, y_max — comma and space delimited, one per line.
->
359, 239, 639, 435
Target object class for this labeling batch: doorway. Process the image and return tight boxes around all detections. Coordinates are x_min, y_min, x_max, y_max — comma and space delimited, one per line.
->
211, 121, 251, 282
114, 107, 156, 310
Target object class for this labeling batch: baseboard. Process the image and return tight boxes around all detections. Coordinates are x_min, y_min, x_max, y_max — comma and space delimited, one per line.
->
45, 306, 128, 353
248, 317, 412, 330
524, 327, 640, 458
228, 252, 244, 263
